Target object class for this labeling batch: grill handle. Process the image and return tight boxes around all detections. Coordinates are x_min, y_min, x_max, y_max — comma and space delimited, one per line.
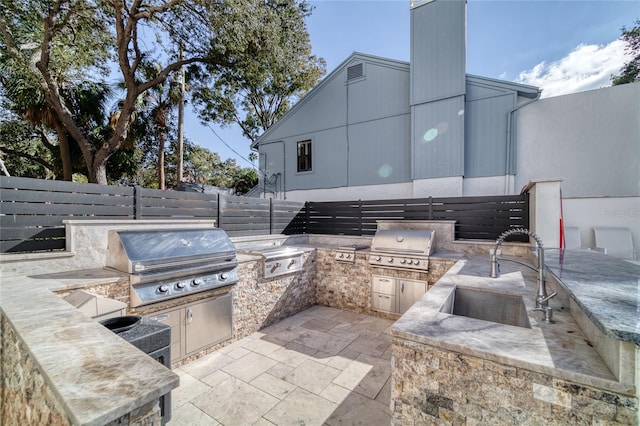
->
134, 255, 236, 272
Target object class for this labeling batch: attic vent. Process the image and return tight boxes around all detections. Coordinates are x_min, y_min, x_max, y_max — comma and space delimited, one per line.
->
347, 63, 363, 81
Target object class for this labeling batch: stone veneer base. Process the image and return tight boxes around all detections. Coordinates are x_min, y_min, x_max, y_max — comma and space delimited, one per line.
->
391, 338, 639, 425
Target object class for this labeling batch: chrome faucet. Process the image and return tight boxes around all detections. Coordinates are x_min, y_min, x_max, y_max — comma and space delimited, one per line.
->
490, 228, 556, 322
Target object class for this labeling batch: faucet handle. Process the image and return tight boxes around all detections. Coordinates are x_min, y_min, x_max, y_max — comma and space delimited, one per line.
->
541, 292, 557, 303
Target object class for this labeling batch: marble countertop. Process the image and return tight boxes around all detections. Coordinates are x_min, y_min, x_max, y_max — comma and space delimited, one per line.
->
0, 271, 179, 425
544, 249, 640, 344
391, 254, 636, 396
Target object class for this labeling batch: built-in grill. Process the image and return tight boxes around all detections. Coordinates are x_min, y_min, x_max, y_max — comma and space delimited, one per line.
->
249, 246, 305, 279
106, 228, 238, 307
335, 244, 369, 263
369, 229, 435, 272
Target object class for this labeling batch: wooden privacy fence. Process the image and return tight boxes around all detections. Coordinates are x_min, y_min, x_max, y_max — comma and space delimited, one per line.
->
0, 176, 304, 253
303, 195, 529, 241
0, 176, 527, 254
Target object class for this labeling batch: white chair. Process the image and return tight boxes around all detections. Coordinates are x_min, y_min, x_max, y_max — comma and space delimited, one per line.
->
593, 227, 635, 260
564, 226, 582, 249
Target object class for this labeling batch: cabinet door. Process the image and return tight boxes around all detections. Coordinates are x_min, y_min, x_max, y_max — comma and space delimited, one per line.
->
185, 292, 233, 355
398, 279, 428, 314
148, 308, 183, 362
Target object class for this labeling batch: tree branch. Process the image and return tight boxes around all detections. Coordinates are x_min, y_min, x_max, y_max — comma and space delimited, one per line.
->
0, 147, 56, 172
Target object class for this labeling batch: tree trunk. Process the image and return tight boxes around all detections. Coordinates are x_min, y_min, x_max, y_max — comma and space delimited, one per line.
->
54, 122, 73, 181
158, 133, 165, 190
90, 162, 108, 185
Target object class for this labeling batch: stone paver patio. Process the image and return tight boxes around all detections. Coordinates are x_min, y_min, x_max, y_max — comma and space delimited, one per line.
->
168, 306, 395, 426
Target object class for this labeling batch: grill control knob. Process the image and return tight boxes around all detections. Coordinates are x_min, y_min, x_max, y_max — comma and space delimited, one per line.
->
345, 254, 351, 259
400, 258, 406, 264
339, 253, 344, 259
387, 257, 394, 263
176, 281, 187, 289
414, 260, 420, 266
220, 273, 228, 280
192, 278, 203, 287
158, 284, 169, 293
407, 259, 413, 265
375, 256, 382, 262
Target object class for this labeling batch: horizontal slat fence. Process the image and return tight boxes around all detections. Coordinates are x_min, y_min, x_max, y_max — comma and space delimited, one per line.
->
306, 195, 529, 241
0, 176, 134, 253
0, 176, 527, 253
0, 176, 304, 253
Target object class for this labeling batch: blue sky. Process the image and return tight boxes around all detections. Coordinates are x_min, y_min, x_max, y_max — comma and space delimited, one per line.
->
188, 0, 638, 169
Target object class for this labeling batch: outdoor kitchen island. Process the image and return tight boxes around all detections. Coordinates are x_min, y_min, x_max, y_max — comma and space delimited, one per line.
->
2, 222, 639, 425
390, 250, 639, 425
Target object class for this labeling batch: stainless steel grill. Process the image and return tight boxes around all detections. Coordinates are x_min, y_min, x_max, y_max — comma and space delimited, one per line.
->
243, 246, 305, 279
106, 228, 238, 307
369, 229, 435, 272
335, 244, 369, 263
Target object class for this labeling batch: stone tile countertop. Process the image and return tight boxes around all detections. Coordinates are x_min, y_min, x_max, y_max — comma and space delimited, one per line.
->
0, 270, 179, 425
544, 249, 640, 344
391, 253, 638, 396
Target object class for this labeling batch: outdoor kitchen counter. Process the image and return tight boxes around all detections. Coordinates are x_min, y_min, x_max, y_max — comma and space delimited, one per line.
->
1, 270, 179, 425
544, 249, 640, 344
391, 253, 638, 396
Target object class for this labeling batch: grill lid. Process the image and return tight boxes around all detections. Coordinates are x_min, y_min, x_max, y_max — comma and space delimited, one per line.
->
371, 229, 435, 256
107, 228, 236, 274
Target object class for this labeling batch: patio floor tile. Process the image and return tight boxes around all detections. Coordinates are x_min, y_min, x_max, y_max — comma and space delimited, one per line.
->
263, 387, 338, 426
192, 376, 279, 426
283, 358, 341, 394
221, 351, 278, 383
169, 402, 220, 426
168, 306, 394, 425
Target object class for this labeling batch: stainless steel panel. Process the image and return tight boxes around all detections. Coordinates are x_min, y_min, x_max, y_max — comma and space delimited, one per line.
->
371, 230, 435, 255
371, 292, 397, 314
130, 267, 238, 307
398, 279, 428, 314
263, 252, 304, 279
107, 228, 235, 274
372, 275, 396, 295
148, 311, 182, 365
185, 292, 233, 355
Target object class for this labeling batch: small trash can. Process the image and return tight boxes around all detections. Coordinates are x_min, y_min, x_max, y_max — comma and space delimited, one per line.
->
100, 316, 172, 424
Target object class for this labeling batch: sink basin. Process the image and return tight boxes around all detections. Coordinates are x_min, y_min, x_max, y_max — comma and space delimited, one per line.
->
440, 287, 531, 328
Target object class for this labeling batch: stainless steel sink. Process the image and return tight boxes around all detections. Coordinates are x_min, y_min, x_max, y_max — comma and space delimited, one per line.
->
440, 287, 531, 328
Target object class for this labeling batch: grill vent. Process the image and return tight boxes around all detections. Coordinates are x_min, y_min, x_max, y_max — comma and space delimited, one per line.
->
347, 63, 363, 80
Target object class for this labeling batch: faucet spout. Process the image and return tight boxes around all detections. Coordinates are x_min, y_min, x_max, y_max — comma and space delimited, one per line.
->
490, 228, 556, 311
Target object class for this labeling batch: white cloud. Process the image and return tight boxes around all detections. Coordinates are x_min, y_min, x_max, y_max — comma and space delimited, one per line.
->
516, 39, 631, 98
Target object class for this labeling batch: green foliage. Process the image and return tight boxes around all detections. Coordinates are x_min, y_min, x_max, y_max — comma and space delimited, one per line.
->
1, 0, 322, 185
0, 117, 55, 178
232, 167, 259, 195
612, 19, 640, 85
192, 0, 326, 143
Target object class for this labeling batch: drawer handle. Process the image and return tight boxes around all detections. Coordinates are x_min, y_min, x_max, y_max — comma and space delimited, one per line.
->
150, 314, 169, 322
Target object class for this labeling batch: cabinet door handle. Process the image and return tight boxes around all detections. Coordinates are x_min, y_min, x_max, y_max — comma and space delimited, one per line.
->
150, 314, 169, 322
186, 307, 193, 325
401, 282, 405, 293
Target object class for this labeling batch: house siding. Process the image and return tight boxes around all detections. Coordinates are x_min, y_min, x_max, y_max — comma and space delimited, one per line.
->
516, 82, 640, 198
410, 0, 466, 105
258, 55, 412, 193
412, 96, 465, 179
464, 90, 516, 178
